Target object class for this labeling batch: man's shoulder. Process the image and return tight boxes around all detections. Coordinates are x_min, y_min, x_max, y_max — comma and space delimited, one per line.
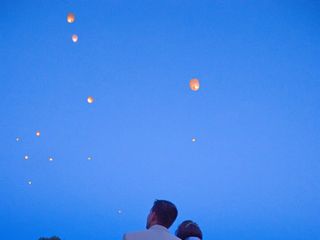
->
123, 230, 148, 238
123, 230, 150, 240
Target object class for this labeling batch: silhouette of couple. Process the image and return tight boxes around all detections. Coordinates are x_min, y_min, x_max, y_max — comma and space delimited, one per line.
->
123, 200, 202, 240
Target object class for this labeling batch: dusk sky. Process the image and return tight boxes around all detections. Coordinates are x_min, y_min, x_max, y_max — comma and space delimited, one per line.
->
1, 0, 320, 239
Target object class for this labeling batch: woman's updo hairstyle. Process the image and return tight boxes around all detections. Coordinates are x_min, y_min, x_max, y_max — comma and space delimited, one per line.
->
175, 220, 203, 240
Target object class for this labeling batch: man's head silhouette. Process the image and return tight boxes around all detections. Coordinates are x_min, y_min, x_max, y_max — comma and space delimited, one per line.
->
146, 199, 178, 229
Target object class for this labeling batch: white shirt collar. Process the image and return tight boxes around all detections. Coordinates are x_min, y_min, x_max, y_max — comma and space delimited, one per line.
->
149, 224, 169, 232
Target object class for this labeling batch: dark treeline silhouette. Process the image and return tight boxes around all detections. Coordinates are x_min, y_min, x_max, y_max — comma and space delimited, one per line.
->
38, 236, 61, 240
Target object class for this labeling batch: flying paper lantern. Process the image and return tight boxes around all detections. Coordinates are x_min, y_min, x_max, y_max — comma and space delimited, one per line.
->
189, 78, 200, 91
87, 96, 94, 104
67, 13, 75, 23
72, 34, 78, 43
36, 131, 41, 137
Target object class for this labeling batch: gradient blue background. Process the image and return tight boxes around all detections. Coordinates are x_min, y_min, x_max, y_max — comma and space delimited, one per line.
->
1, 0, 320, 239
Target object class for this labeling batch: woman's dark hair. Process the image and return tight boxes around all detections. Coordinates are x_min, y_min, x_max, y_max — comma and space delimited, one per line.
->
176, 220, 203, 240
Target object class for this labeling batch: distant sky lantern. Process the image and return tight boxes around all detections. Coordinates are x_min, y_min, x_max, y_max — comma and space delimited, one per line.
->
16, 137, 21, 142
24, 155, 29, 160
67, 13, 75, 23
192, 137, 196, 142
189, 78, 200, 91
87, 96, 94, 104
36, 131, 41, 137
87, 156, 92, 160
49, 157, 54, 162
72, 34, 78, 43
28, 180, 32, 185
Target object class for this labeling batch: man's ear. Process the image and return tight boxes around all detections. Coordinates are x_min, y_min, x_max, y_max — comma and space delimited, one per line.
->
150, 211, 157, 222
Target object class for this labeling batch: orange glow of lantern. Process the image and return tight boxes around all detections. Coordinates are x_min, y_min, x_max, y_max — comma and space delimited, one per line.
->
87, 96, 94, 104
189, 78, 200, 91
36, 131, 41, 137
67, 13, 75, 23
72, 34, 78, 43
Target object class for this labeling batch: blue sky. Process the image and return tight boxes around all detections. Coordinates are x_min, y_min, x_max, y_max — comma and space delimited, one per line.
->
1, 0, 320, 239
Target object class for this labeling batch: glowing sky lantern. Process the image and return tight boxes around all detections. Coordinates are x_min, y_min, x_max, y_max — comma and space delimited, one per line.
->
67, 13, 75, 23
192, 137, 196, 142
49, 157, 54, 162
72, 34, 78, 43
36, 130, 41, 137
189, 78, 200, 91
87, 96, 94, 104
24, 155, 29, 160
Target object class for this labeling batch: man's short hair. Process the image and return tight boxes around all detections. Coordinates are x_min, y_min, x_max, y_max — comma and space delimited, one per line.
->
151, 199, 178, 228
175, 220, 203, 240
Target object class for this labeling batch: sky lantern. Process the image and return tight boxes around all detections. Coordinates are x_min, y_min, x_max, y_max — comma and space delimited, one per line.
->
192, 137, 196, 142
36, 131, 41, 137
67, 13, 75, 23
87, 96, 94, 104
24, 155, 29, 160
189, 78, 200, 91
49, 157, 54, 162
72, 34, 78, 43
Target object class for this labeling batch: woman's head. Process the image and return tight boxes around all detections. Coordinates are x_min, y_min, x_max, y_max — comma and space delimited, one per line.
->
176, 220, 203, 240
